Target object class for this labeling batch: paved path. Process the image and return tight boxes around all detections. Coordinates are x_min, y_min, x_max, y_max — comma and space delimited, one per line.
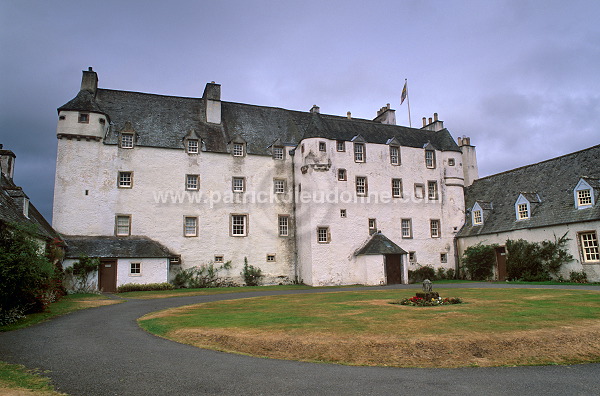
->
1, 284, 600, 395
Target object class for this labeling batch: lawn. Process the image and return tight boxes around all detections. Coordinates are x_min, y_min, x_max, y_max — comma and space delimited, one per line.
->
139, 288, 600, 368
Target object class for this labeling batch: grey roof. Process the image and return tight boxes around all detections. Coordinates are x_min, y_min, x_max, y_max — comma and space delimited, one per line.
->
58, 88, 461, 155
62, 235, 174, 259
457, 145, 600, 237
0, 173, 61, 241
355, 232, 407, 256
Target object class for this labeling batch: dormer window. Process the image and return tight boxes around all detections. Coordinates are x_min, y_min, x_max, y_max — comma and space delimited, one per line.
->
120, 133, 134, 149
354, 143, 365, 163
233, 143, 245, 157
390, 146, 400, 165
471, 202, 490, 225
187, 139, 199, 154
273, 146, 284, 160
517, 203, 529, 220
515, 194, 539, 221
425, 150, 436, 169
78, 112, 89, 123
574, 178, 596, 209
473, 210, 483, 225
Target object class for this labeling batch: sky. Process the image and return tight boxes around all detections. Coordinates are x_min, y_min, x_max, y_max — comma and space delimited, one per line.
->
1, 0, 599, 221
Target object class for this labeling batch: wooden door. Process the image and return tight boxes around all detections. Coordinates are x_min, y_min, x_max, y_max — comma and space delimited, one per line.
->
385, 254, 402, 284
99, 259, 117, 292
495, 247, 507, 281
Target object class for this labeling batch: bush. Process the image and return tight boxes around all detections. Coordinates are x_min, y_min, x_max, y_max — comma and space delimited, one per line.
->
117, 283, 174, 292
173, 261, 232, 288
0, 223, 59, 324
408, 265, 435, 283
506, 233, 573, 281
63, 255, 100, 293
461, 243, 497, 280
569, 271, 588, 283
445, 268, 455, 280
241, 257, 263, 286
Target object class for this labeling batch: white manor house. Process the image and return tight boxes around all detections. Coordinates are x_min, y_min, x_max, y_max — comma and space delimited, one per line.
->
52, 68, 599, 290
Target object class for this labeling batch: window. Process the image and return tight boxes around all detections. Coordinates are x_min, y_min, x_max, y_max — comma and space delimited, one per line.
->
425, 150, 436, 168
187, 139, 199, 153
214, 255, 224, 263
517, 203, 529, 220
186, 174, 199, 190
580, 232, 599, 262
577, 189, 592, 207
118, 172, 132, 188
120, 133, 134, 149
266, 254, 276, 262
278, 215, 289, 236
574, 179, 595, 209
441, 253, 448, 263
317, 227, 330, 243
336, 140, 345, 152
340, 209, 347, 218
233, 143, 245, 157
392, 179, 403, 198
409, 252, 416, 263
473, 210, 483, 225
369, 218, 377, 235
78, 112, 89, 123
401, 219, 412, 238
130, 263, 141, 276
415, 184, 425, 199
319, 142, 326, 151
232, 177, 245, 193
274, 179, 286, 194
231, 214, 248, 236
338, 168, 347, 181
448, 158, 455, 166
427, 181, 438, 200
354, 143, 365, 162
430, 219, 440, 238
356, 176, 367, 196
115, 215, 131, 236
184, 216, 198, 237
390, 146, 400, 165
273, 146, 284, 160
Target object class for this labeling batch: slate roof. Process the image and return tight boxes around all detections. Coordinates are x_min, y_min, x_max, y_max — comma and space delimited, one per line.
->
457, 145, 600, 237
58, 88, 461, 155
0, 173, 61, 241
62, 235, 174, 259
355, 232, 407, 256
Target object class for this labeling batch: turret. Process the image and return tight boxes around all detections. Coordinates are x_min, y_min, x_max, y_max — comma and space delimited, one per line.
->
458, 136, 479, 187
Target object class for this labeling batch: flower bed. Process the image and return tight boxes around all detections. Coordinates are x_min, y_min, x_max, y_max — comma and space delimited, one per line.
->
391, 296, 463, 307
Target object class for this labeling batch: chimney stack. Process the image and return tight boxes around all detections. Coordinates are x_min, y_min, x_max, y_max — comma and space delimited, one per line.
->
373, 103, 396, 125
203, 81, 222, 124
0, 145, 16, 181
421, 113, 444, 131
80, 67, 98, 95
310, 104, 320, 114
347, 111, 352, 119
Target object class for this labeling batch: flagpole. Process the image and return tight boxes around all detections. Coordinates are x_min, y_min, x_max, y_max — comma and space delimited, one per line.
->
405, 79, 412, 128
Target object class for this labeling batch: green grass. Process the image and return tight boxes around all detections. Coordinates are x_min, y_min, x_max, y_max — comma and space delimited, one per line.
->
0, 361, 64, 395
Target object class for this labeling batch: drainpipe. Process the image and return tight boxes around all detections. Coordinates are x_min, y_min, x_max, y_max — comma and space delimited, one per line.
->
290, 148, 299, 284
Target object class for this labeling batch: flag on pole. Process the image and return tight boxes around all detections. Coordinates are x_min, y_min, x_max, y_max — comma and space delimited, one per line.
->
400, 81, 408, 105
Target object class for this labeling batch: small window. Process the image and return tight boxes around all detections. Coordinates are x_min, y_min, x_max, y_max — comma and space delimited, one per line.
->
517, 203, 529, 220
232, 177, 245, 193
430, 219, 440, 238
273, 146, 284, 160
115, 215, 131, 236
473, 210, 483, 225
130, 262, 141, 276
577, 189, 592, 207
184, 216, 198, 237
401, 219, 412, 238
78, 112, 89, 123
214, 255, 224, 263
368, 218, 377, 235
317, 227, 330, 243
340, 209, 347, 218
187, 139, 199, 154
440, 253, 448, 263
427, 181, 438, 200
120, 133, 134, 149
409, 251, 416, 262
425, 150, 436, 168
390, 146, 400, 165
118, 171, 133, 188
186, 174, 199, 190
274, 179, 286, 194
319, 141, 326, 151
278, 215, 289, 236
392, 179, 403, 198
336, 140, 345, 152
415, 184, 425, 199
356, 176, 367, 196
231, 214, 248, 236
354, 143, 365, 162
338, 168, 347, 181
266, 254, 276, 262
448, 158, 455, 166
579, 232, 599, 262
233, 143, 245, 157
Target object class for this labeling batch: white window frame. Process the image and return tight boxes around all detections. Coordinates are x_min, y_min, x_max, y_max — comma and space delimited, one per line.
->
574, 179, 595, 209
317, 227, 330, 243
120, 133, 134, 149
273, 146, 284, 160
278, 215, 289, 237
425, 150, 436, 168
392, 178, 402, 198
440, 253, 448, 263
430, 219, 440, 238
579, 231, 599, 262
390, 146, 400, 165
186, 174, 199, 190
473, 210, 483, 225
184, 216, 198, 237
368, 218, 377, 234
187, 139, 199, 154
336, 140, 345, 152
354, 143, 365, 163
273, 179, 286, 194
130, 262, 141, 276
115, 215, 131, 236
118, 171, 133, 188
231, 214, 248, 236
232, 177, 245, 193
356, 176, 367, 196
427, 181, 438, 200
401, 218, 412, 239
232, 143, 245, 157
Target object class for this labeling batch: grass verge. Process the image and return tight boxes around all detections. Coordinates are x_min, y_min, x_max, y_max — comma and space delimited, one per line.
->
139, 288, 600, 368
0, 362, 65, 395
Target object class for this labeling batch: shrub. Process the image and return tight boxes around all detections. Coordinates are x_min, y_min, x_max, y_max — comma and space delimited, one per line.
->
117, 283, 174, 292
63, 255, 100, 293
506, 233, 573, 281
408, 264, 435, 283
461, 243, 497, 280
569, 271, 588, 283
445, 268, 455, 280
0, 223, 58, 323
436, 267, 446, 280
173, 261, 232, 288
241, 257, 263, 286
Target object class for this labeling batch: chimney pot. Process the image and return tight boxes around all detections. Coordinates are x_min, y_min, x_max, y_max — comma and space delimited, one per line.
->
457, 137, 463, 146
422, 117, 426, 127
434, 112, 438, 121
429, 117, 433, 124
310, 104, 320, 114
347, 111, 352, 119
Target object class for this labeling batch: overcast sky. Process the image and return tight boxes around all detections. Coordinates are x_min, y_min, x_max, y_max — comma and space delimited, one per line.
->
1, 0, 599, 221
